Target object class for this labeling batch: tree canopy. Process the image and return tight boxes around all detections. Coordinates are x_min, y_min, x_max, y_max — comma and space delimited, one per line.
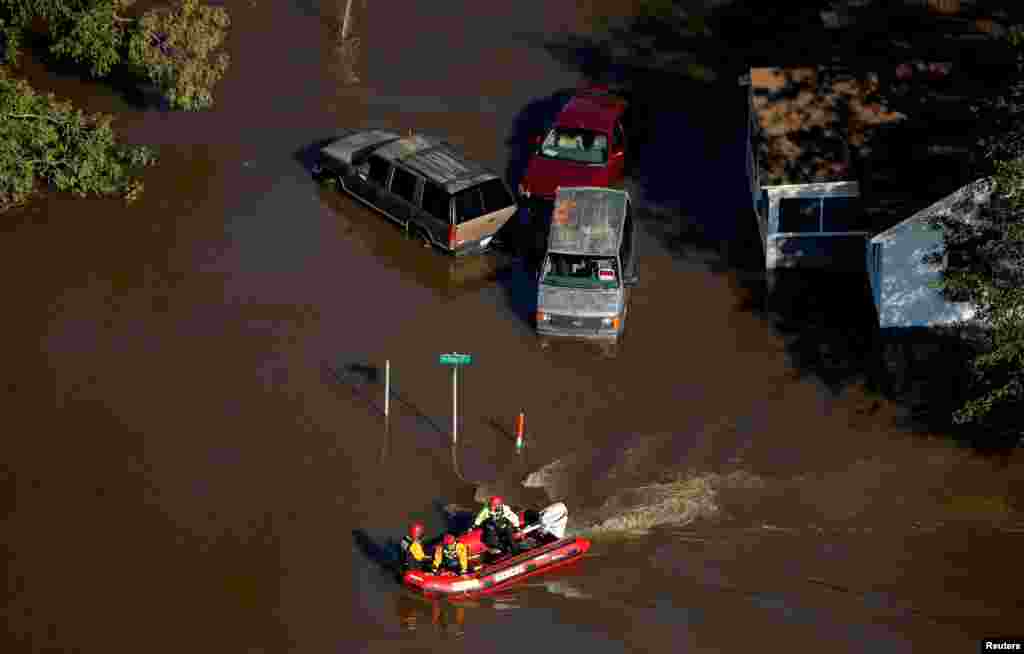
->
0, 66, 155, 212
928, 158, 1024, 442
0, 0, 230, 110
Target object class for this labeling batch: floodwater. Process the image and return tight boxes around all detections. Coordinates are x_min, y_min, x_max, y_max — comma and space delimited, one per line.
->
3, 2, 1022, 652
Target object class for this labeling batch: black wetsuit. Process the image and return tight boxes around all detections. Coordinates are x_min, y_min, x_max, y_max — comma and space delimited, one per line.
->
482, 516, 518, 554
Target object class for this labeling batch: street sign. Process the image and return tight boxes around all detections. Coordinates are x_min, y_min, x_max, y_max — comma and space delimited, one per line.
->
439, 352, 472, 445
439, 353, 472, 366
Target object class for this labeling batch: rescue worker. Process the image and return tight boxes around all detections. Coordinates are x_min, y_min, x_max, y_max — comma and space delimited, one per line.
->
473, 496, 521, 555
400, 522, 429, 571
432, 534, 469, 576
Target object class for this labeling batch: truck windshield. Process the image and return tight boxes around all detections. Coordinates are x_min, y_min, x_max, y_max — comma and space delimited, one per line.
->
538, 128, 608, 164
541, 253, 619, 289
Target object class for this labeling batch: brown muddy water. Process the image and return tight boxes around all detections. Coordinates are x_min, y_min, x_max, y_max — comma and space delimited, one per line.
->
3, 2, 1022, 652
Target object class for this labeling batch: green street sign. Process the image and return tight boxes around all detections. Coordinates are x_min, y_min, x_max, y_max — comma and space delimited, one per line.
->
439, 353, 472, 366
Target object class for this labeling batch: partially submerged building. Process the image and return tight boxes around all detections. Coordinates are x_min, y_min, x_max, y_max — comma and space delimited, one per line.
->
867, 177, 994, 330
865, 177, 1002, 401
745, 66, 905, 271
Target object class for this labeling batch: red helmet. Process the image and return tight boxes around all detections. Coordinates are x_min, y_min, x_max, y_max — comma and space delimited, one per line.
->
489, 496, 504, 511
443, 533, 456, 546
409, 522, 424, 540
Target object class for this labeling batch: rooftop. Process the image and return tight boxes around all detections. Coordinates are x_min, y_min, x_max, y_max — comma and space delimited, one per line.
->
871, 177, 995, 244
374, 134, 498, 194
547, 187, 629, 256
321, 129, 499, 194
750, 66, 905, 185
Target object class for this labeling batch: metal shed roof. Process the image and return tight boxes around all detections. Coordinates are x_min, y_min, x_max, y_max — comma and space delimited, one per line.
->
547, 187, 629, 256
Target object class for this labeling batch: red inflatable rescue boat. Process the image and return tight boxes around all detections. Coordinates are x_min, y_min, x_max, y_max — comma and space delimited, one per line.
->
402, 503, 590, 598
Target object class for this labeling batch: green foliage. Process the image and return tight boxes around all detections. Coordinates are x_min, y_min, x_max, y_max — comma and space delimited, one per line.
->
929, 158, 1024, 437
0, 67, 155, 212
0, 0, 133, 76
128, 0, 230, 111
929, 24, 1024, 438
0, 0, 230, 110
48, 0, 128, 77
1008, 23, 1024, 47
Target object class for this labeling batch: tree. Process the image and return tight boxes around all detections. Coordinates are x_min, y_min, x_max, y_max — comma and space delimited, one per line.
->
917, 24, 1024, 442
128, 0, 229, 111
0, 0, 230, 111
0, 66, 155, 212
925, 160, 1024, 442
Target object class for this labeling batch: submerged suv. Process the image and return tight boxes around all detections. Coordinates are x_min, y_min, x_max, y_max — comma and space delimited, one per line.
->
518, 86, 629, 202
315, 129, 517, 255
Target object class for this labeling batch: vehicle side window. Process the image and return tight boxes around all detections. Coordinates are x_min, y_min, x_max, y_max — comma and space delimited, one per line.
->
454, 188, 486, 225
479, 179, 514, 214
367, 155, 391, 186
421, 182, 452, 223
389, 166, 420, 205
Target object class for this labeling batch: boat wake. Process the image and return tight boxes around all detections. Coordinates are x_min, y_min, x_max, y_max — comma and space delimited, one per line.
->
521, 431, 765, 536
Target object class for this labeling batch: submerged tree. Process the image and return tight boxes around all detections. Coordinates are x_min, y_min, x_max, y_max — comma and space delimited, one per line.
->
0, 67, 155, 211
0, 0, 230, 110
128, 0, 230, 111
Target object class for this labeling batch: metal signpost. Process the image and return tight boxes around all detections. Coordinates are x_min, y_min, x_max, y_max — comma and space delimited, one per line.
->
438, 353, 472, 444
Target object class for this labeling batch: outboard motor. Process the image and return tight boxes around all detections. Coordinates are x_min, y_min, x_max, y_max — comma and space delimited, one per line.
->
538, 502, 568, 539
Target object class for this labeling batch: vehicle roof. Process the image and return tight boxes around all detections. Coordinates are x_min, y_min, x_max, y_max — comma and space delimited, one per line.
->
547, 186, 629, 256
320, 129, 499, 194
554, 88, 627, 133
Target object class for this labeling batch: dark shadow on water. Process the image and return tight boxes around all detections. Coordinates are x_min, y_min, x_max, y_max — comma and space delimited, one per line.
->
345, 362, 380, 384
484, 417, 516, 445
735, 269, 1019, 453
737, 270, 879, 395
293, 138, 338, 180
19, 31, 171, 112
494, 258, 538, 330
322, 360, 384, 417
503, 87, 576, 195
352, 529, 401, 572
323, 360, 450, 443
292, 0, 321, 19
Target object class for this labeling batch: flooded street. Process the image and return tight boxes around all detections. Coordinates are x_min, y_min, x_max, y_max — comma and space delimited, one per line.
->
3, 1, 1022, 652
